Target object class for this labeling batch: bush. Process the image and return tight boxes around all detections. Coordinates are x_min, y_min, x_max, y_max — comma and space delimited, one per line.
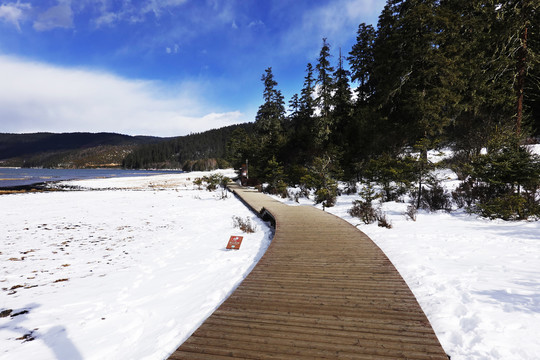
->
348, 200, 378, 224
362, 153, 415, 202
377, 211, 392, 229
477, 194, 540, 220
348, 183, 381, 224
460, 131, 540, 220
301, 154, 341, 210
195, 174, 230, 191
451, 180, 475, 209
413, 178, 452, 212
232, 216, 256, 233
405, 204, 417, 221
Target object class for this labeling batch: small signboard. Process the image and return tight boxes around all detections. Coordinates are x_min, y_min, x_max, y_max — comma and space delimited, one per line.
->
226, 236, 243, 250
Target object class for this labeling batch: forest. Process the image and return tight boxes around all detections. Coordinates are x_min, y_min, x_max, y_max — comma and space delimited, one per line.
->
225, 0, 540, 220
122, 123, 254, 170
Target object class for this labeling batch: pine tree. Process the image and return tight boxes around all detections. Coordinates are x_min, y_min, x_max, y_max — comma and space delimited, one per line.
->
331, 49, 353, 154
253, 67, 286, 177
255, 67, 286, 149
287, 63, 318, 165
300, 63, 316, 120
315, 38, 335, 146
348, 23, 376, 103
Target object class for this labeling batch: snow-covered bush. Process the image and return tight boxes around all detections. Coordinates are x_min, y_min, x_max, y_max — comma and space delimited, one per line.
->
232, 215, 256, 233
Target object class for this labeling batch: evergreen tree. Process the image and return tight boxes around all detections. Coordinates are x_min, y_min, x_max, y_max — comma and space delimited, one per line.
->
372, 0, 456, 149
315, 38, 335, 146
254, 67, 286, 176
286, 63, 318, 166
300, 63, 317, 121
331, 49, 353, 169
348, 23, 376, 103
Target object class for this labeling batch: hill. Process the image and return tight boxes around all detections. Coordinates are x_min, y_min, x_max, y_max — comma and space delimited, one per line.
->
0, 132, 162, 168
122, 123, 255, 170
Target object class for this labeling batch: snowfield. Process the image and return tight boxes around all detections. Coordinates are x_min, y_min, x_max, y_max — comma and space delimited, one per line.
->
1, 166, 539, 360
0, 170, 272, 360
275, 194, 540, 360
270, 148, 540, 360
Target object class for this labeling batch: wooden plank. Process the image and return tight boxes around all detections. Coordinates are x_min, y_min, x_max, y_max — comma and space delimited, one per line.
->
166, 184, 448, 359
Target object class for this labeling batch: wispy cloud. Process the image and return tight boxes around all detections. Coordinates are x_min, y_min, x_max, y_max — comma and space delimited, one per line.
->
281, 0, 385, 57
141, 0, 188, 17
0, 1, 31, 32
0, 56, 247, 136
33, 0, 74, 31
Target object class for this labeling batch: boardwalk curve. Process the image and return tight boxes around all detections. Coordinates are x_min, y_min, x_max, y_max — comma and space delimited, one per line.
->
168, 184, 448, 359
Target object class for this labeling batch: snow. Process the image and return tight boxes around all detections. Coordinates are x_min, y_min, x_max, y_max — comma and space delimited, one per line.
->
2, 165, 540, 360
271, 168, 540, 360
0, 170, 272, 360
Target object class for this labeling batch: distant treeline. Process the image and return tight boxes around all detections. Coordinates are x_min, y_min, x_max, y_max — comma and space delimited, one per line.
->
122, 123, 255, 170
0, 132, 160, 168
0, 132, 158, 159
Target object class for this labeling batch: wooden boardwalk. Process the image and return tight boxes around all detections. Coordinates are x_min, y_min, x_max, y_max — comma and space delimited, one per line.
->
168, 184, 448, 359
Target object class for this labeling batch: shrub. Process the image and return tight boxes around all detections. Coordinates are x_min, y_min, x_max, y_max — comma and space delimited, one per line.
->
193, 177, 204, 190
301, 154, 341, 210
377, 211, 392, 229
413, 178, 452, 212
348, 200, 378, 224
287, 189, 300, 203
195, 174, 231, 191
405, 204, 417, 221
348, 183, 381, 224
477, 194, 540, 221
232, 216, 256, 233
452, 180, 475, 209
460, 131, 540, 220
362, 153, 416, 202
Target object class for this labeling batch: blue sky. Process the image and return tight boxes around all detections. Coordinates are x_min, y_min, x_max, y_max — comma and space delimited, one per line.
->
0, 0, 385, 136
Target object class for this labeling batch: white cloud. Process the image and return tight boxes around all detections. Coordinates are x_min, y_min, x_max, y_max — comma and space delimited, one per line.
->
33, 0, 73, 31
281, 0, 385, 56
165, 44, 180, 54
0, 2, 31, 32
247, 19, 264, 29
0, 56, 247, 136
93, 11, 118, 28
142, 0, 188, 18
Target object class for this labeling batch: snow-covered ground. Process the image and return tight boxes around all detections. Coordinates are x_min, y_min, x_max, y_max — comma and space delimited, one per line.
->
2, 164, 539, 360
0, 170, 272, 360
270, 150, 540, 360
273, 194, 539, 359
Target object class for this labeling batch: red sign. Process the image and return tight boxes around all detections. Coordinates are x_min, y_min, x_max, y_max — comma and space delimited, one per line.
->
226, 236, 243, 250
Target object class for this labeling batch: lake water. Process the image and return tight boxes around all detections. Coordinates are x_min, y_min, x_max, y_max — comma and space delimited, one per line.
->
0, 168, 183, 188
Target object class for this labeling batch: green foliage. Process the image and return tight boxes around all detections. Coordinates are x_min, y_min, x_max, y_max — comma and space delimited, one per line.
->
0, 133, 158, 168
348, 183, 381, 224
301, 154, 342, 209
412, 176, 452, 212
477, 194, 529, 221
458, 130, 540, 219
195, 174, 230, 192
263, 156, 288, 197
123, 124, 254, 169
363, 153, 416, 202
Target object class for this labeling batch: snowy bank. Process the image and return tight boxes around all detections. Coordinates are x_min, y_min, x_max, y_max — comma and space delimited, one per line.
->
1, 171, 272, 360
271, 181, 540, 360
